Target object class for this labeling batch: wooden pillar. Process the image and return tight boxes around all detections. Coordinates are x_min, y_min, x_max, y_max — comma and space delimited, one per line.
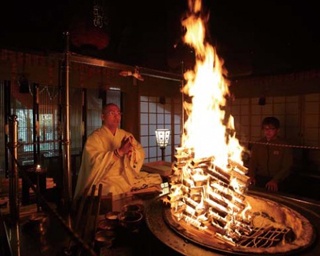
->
122, 79, 140, 139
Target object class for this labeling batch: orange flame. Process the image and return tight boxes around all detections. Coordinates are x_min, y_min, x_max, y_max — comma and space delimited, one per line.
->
167, 0, 253, 242
181, 0, 243, 167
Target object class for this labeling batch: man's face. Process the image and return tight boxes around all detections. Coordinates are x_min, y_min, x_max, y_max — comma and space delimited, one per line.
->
262, 125, 278, 141
102, 105, 122, 128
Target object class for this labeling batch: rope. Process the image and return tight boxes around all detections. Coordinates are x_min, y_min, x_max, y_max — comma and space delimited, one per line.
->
240, 140, 320, 150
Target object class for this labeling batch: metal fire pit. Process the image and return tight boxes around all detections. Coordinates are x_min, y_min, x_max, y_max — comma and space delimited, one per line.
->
145, 191, 320, 256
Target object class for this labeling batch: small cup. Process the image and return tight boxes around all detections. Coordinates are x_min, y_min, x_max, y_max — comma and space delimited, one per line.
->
118, 211, 143, 230
94, 230, 115, 249
98, 219, 117, 231
105, 211, 119, 221
121, 203, 144, 213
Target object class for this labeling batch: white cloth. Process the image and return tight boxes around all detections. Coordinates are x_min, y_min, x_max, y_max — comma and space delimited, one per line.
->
73, 126, 162, 200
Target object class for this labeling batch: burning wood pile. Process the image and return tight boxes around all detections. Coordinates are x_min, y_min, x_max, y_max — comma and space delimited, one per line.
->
168, 147, 254, 245
165, 148, 312, 251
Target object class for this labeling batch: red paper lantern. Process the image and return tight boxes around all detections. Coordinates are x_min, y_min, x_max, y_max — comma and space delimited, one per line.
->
70, 21, 109, 50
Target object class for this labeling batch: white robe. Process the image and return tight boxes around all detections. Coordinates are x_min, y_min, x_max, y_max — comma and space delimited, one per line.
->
73, 126, 162, 200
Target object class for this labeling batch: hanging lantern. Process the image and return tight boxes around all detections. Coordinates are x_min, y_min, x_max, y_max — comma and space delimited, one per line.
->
70, 21, 109, 50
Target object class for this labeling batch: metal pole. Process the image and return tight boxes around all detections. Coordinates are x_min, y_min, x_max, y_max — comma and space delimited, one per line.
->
8, 114, 21, 256
62, 31, 72, 208
4, 80, 11, 178
32, 84, 40, 164
8, 115, 19, 222
161, 147, 165, 161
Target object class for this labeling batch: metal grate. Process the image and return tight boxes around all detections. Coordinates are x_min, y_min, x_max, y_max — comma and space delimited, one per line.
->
230, 211, 295, 248
237, 226, 294, 248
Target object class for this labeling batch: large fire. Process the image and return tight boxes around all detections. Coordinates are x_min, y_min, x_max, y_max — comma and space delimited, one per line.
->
165, 0, 314, 251
180, 0, 242, 165
167, 0, 251, 243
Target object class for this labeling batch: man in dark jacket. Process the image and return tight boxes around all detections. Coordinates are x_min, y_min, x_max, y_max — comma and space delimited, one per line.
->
248, 117, 293, 192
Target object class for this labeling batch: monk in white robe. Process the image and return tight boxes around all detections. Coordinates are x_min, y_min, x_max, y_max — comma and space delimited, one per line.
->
74, 103, 162, 201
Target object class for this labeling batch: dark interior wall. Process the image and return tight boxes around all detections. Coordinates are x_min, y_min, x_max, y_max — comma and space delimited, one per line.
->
230, 69, 320, 98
